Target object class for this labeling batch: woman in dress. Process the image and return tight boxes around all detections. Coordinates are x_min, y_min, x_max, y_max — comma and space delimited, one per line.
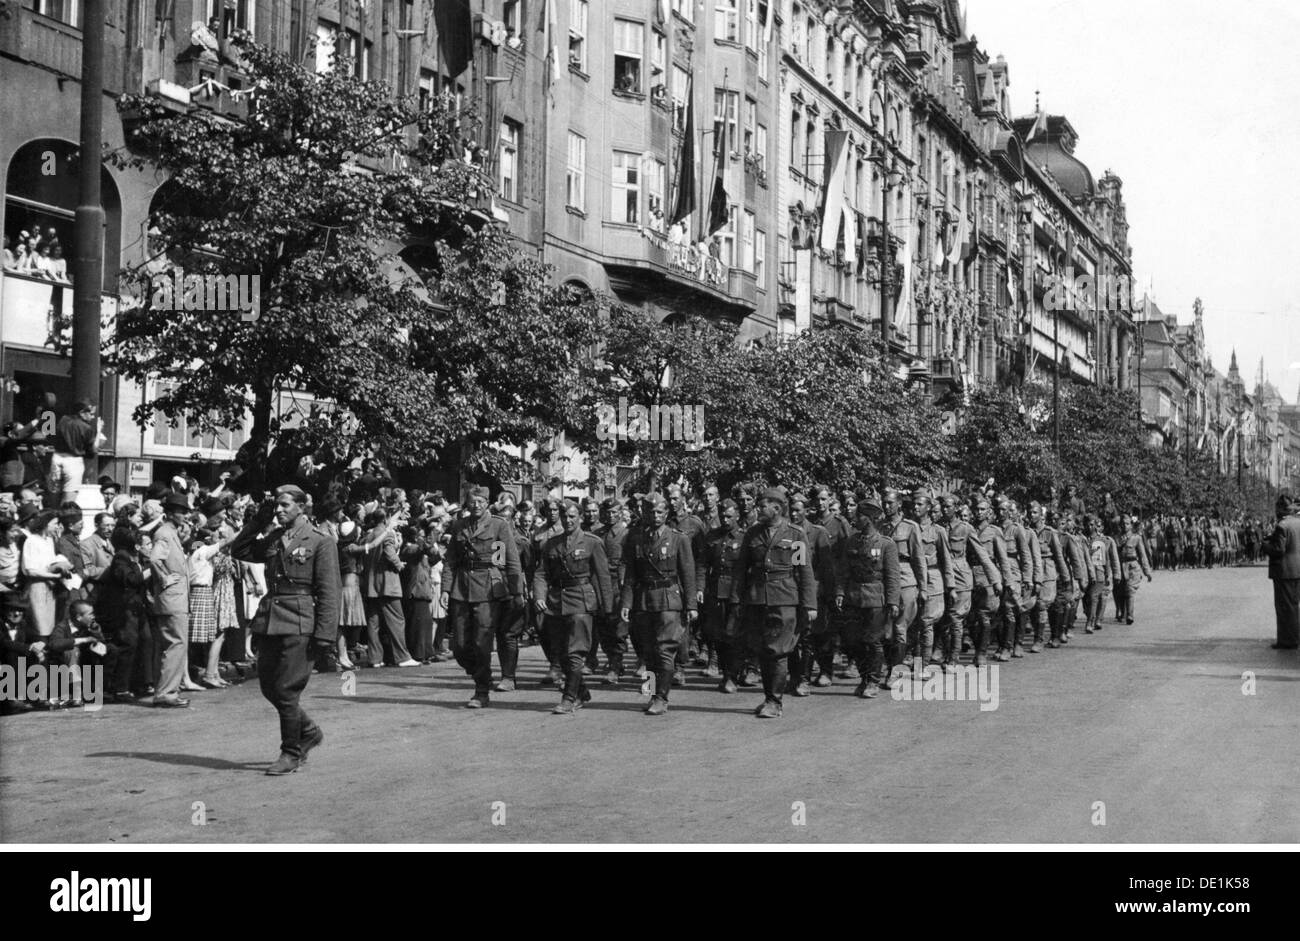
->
210, 524, 240, 680
187, 522, 236, 688
336, 504, 367, 668
20, 510, 71, 638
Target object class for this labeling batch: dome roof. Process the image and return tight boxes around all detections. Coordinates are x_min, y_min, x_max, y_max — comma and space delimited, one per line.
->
1027, 140, 1095, 200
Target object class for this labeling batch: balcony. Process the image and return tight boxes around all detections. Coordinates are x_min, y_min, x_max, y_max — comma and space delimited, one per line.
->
814, 295, 857, 326
1, 270, 119, 358
0, 6, 124, 92
602, 226, 756, 318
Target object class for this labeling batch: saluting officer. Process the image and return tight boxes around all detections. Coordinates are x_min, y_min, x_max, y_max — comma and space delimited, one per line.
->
730, 488, 818, 719
594, 497, 630, 684
231, 485, 341, 776
620, 493, 697, 716
1116, 514, 1153, 625
440, 486, 524, 709
534, 500, 613, 715
884, 489, 926, 675
834, 493, 900, 699
696, 498, 746, 693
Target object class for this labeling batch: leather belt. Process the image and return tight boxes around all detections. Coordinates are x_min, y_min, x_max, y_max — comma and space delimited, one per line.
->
557, 576, 590, 587
274, 586, 315, 597
641, 577, 678, 589
468, 562, 497, 570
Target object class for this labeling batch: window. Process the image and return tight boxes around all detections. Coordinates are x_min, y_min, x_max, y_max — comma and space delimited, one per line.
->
743, 97, 756, 154
33, 0, 81, 27
742, 210, 755, 272
755, 228, 766, 282
418, 68, 437, 111
614, 19, 644, 93
672, 66, 691, 132
646, 158, 666, 232
790, 103, 803, 168
612, 152, 641, 224
791, 4, 804, 58
315, 21, 336, 74
503, 0, 522, 37
569, 0, 588, 71
205, 0, 254, 35
757, 0, 770, 63
805, 114, 816, 177
715, 0, 738, 42
566, 131, 586, 211
717, 205, 737, 267
843, 55, 853, 104
499, 120, 521, 203
652, 30, 666, 76
713, 88, 739, 155
755, 122, 768, 171
805, 15, 816, 64
744, 0, 759, 51
825, 36, 836, 86
916, 133, 928, 179
316, 22, 370, 78
855, 158, 865, 208
151, 381, 247, 453
671, 0, 692, 21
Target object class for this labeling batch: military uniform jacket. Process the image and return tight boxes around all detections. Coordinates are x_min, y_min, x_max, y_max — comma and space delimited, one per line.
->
597, 521, 628, 596
818, 515, 855, 552
697, 525, 745, 602
1035, 524, 1067, 584
890, 517, 927, 591
513, 527, 535, 582
440, 513, 523, 602
834, 529, 901, 609
972, 523, 1011, 591
670, 512, 708, 562
798, 519, 835, 600
917, 520, 952, 593
730, 521, 817, 608
1025, 526, 1044, 585
1064, 532, 1092, 587
621, 524, 697, 613
1083, 535, 1116, 583
945, 520, 991, 592
1117, 533, 1152, 578
231, 515, 342, 641
534, 529, 613, 616
1002, 522, 1034, 587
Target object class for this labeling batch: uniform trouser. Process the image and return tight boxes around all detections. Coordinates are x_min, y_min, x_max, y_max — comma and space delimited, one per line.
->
496, 601, 526, 680
1033, 579, 1058, 643
537, 614, 564, 671
703, 598, 742, 681
1083, 580, 1106, 629
842, 606, 889, 686
545, 612, 593, 703
1273, 579, 1300, 648
594, 612, 629, 675
1119, 563, 1143, 620
1065, 579, 1087, 633
888, 586, 920, 668
365, 596, 411, 665
792, 604, 835, 683
938, 590, 971, 661
256, 633, 319, 760
746, 605, 799, 704
909, 576, 945, 664
450, 599, 506, 695
969, 586, 1001, 656
153, 612, 189, 699
630, 610, 685, 701
997, 582, 1032, 650
1111, 575, 1125, 619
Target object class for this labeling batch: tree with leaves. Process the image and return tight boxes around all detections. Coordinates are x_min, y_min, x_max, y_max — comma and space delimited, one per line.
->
107, 35, 597, 489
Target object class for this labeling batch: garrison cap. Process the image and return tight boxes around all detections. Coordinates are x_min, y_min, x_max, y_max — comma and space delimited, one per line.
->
467, 485, 490, 501
641, 492, 667, 509
759, 487, 788, 507
274, 484, 306, 500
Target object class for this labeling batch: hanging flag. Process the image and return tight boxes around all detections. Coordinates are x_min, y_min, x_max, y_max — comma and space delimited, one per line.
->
842, 205, 856, 267
543, 0, 559, 92
855, 211, 868, 274
946, 209, 967, 267
818, 129, 849, 251
705, 128, 729, 237
762, 0, 773, 43
894, 215, 914, 333
655, 0, 668, 26
669, 77, 697, 227
433, 0, 473, 78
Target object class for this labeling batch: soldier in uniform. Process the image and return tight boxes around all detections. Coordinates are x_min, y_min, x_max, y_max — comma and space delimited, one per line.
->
1081, 515, 1115, 634
592, 497, 630, 683
667, 483, 708, 679
491, 499, 533, 692
620, 493, 697, 716
230, 485, 341, 776
938, 495, 985, 668
732, 482, 759, 530
1029, 501, 1067, 652
1059, 510, 1092, 642
908, 490, 950, 673
534, 500, 613, 715
701, 483, 722, 531
696, 498, 746, 693
531, 498, 565, 686
884, 489, 926, 675
730, 488, 817, 719
806, 485, 855, 686
969, 497, 1010, 668
788, 492, 833, 694
834, 494, 899, 698
1116, 514, 1153, 625
440, 486, 524, 708
995, 498, 1035, 661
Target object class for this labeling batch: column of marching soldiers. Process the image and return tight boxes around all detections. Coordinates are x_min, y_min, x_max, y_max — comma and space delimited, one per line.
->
441, 482, 1154, 718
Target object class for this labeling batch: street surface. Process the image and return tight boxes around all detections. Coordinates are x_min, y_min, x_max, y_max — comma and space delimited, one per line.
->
3, 563, 1297, 844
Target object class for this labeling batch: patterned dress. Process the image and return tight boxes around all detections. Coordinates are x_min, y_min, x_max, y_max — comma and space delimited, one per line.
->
212, 550, 239, 632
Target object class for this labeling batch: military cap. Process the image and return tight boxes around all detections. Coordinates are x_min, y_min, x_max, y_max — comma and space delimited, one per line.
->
857, 490, 883, 513
759, 487, 788, 507
467, 485, 490, 501
641, 492, 667, 509
600, 497, 621, 511
275, 484, 306, 500
911, 487, 931, 503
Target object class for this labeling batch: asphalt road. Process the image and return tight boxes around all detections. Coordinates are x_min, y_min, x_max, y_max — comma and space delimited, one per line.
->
3, 563, 1298, 844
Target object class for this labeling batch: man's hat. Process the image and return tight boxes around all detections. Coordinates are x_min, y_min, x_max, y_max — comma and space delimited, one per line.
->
2, 592, 29, 612
162, 492, 190, 514
144, 482, 171, 502
199, 496, 225, 518
16, 502, 39, 524
641, 492, 667, 509
97, 475, 120, 490
600, 497, 621, 511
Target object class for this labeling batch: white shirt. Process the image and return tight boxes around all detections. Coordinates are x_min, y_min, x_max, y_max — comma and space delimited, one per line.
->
20, 532, 62, 579
187, 543, 222, 587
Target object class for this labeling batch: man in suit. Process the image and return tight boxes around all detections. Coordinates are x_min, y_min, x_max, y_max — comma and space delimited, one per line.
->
440, 485, 524, 708
621, 492, 697, 716
1, 594, 41, 714
231, 485, 341, 775
534, 499, 612, 715
363, 509, 417, 668
80, 512, 115, 605
148, 492, 192, 708
1264, 493, 1300, 650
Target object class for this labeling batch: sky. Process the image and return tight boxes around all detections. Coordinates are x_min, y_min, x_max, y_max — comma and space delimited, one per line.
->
965, 0, 1300, 403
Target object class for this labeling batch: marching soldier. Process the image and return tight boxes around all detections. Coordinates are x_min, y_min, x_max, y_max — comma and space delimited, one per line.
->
534, 500, 613, 715
701, 483, 723, 531
620, 493, 697, 716
440, 486, 524, 708
667, 483, 708, 679
230, 485, 341, 776
732, 482, 760, 529
696, 499, 746, 693
834, 494, 900, 699
531, 498, 565, 686
788, 492, 833, 694
730, 488, 817, 719
1029, 501, 1067, 652
1116, 514, 1153, 625
995, 498, 1035, 660
579, 496, 603, 672
594, 497, 630, 683
491, 499, 532, 692
908, 490, 950, 673
1059, 510, 1091, 643
884, 489, 926, 675
969, 497, 1010, 668
807, 485, 855, 685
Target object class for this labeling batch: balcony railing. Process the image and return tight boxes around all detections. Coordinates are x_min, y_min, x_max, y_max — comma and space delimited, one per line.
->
641, 228, 727, 287
1, 270, 117, 351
